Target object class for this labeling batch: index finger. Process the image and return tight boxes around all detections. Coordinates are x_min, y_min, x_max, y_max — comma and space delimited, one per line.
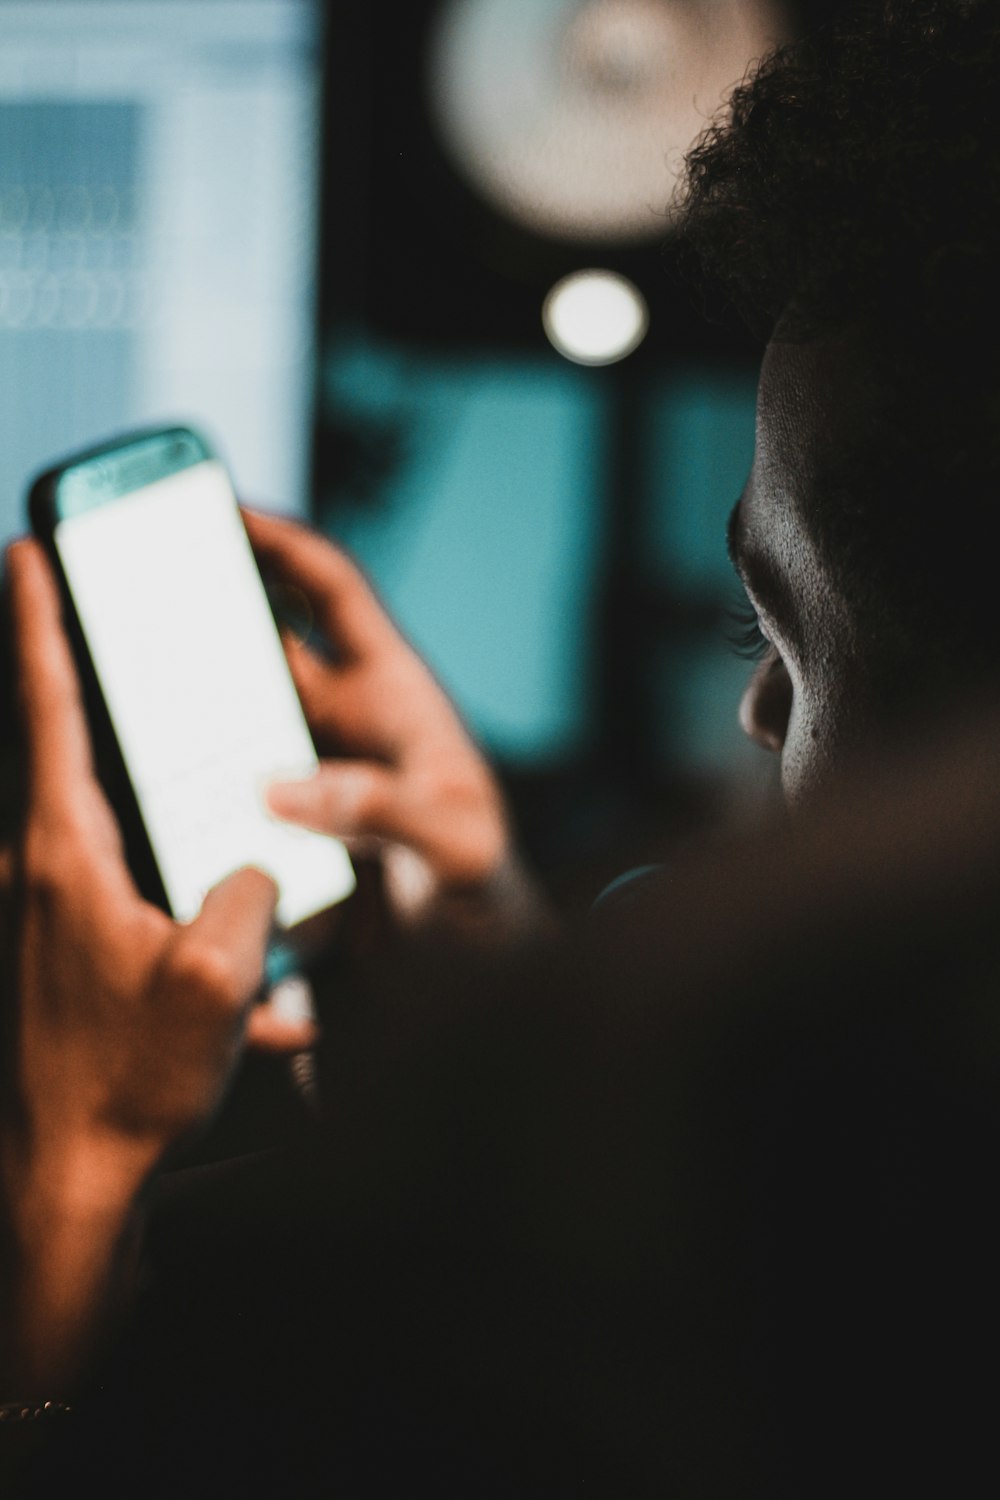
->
5, 539, 96, 817
241, 507, 399, 664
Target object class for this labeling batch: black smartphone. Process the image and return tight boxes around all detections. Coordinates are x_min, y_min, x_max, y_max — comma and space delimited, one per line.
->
28, 425, 355, 985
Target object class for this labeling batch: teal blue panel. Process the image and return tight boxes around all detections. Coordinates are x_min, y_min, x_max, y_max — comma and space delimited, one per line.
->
325, 339, 605, 762
646, 371, 758, 590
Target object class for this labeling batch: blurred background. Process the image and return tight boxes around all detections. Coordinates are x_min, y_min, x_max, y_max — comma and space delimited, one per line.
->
0, 0, 841, 908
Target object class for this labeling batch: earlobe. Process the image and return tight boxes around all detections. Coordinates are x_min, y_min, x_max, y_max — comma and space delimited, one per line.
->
739, 650, 793, 752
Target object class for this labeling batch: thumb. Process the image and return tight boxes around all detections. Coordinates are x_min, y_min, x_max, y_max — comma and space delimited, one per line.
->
180, 865, 279, 1008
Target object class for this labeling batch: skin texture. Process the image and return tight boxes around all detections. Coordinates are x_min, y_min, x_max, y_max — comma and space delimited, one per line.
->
732, 337, 879, 802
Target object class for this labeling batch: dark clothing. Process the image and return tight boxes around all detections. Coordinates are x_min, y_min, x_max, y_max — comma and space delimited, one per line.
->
18, 824, 1000, 1496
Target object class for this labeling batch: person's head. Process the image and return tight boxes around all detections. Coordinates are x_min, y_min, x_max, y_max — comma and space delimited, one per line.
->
678, 0, 1000, 801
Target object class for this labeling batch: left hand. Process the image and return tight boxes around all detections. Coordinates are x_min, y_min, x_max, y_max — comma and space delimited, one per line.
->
1, 540, 278, 1393
2, 540, 279, 1183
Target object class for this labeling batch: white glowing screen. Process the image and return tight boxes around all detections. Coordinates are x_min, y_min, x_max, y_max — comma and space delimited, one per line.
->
55, 460, 355, 926
542, 269, 649, 365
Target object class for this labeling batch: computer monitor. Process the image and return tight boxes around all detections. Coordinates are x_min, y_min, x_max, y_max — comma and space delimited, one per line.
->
0, 0, 321, 550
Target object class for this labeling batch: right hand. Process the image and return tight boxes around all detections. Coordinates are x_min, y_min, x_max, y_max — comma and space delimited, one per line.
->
242, 509, 544, 941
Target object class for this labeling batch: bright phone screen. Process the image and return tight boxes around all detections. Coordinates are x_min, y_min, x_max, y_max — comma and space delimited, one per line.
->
54, 459, 355, 927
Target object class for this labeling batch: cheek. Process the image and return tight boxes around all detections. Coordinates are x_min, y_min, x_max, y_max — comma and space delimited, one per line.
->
779, 668, 860, 805
778, 690, 820, 804
762, 644, 824, 804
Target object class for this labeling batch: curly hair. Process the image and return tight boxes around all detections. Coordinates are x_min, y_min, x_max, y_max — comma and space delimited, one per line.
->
678, 0, 1000, 672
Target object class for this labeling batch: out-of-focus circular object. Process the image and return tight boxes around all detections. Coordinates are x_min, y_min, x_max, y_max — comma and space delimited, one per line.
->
428, 0, 787, 245
542, 268, 649, 363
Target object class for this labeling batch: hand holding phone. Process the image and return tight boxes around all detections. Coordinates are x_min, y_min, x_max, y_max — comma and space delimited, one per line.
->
243, 508, 543, 944
29, 427, 355, 981
1, 537, 284, 1398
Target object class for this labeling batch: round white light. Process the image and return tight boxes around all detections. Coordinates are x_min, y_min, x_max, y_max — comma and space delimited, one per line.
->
429, 0, 786, 244
542, 269, 649, 365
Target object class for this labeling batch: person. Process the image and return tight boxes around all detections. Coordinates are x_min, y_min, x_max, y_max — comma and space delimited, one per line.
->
5, 0, 1000, 1492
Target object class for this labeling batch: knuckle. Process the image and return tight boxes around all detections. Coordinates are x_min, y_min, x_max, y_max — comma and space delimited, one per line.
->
425, 764, 487, 813
20, 822, 71, 900
334, 772, 381, 830
172, 943, 244, 1010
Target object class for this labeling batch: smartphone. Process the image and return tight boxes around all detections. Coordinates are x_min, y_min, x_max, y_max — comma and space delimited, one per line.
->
29, 425, 355, 985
